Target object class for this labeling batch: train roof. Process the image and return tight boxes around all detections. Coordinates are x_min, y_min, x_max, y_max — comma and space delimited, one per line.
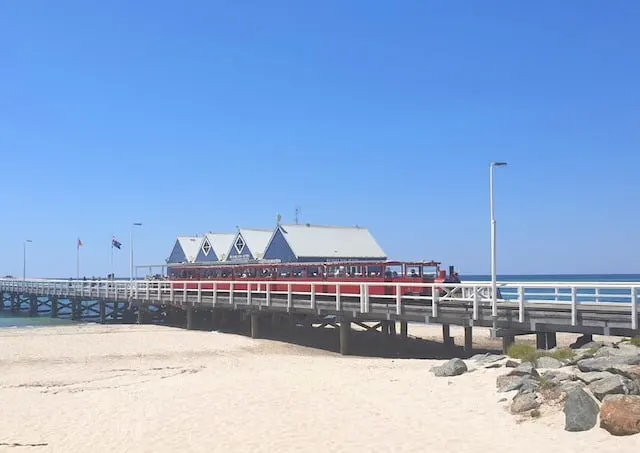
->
168, 259, 441, 268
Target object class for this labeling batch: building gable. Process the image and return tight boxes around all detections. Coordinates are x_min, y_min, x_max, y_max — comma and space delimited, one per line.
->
226, 232, 254, 261
263, 227, 297, 262
167, 239, 187, 263
194, 235, 219, 263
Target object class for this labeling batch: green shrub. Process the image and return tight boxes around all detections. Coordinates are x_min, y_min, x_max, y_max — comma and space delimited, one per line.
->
630, 336, 640, 347
547, 348, 575, 361
507, 344, 539, 363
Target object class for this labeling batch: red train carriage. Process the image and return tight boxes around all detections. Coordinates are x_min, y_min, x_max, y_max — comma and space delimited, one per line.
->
167, 260, 460, 297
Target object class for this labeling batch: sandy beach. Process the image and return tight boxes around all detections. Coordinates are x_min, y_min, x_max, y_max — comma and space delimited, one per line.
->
0, 322, 636, 453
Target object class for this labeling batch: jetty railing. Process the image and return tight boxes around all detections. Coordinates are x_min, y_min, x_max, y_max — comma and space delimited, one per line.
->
1, 278, 639, 330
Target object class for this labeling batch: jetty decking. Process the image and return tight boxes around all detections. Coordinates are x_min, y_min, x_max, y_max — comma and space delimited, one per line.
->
1, 278, 638, 354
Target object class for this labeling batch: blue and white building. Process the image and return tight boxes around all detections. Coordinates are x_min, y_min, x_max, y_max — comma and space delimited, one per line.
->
194, 233, 236, 263
226, 228, 273, 262
166, 236, 202, 264
263, 224, 387, 263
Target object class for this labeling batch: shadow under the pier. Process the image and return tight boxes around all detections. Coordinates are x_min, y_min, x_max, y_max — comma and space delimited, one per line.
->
161, 309, 502, 360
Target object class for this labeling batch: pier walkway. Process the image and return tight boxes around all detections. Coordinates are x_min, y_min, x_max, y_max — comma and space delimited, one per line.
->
1, 278, 638, 354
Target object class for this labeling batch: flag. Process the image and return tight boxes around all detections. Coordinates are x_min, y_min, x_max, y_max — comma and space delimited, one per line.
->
77, 238, 83, 249
112, 236, 122, 250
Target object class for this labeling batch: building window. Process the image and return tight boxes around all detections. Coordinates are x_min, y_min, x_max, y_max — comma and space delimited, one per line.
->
202, 239, 211, 256
235, 236, 245, 253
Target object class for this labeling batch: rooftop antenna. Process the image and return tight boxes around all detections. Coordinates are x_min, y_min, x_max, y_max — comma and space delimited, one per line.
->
295, 206, 301, 224
276, 213, 282, 225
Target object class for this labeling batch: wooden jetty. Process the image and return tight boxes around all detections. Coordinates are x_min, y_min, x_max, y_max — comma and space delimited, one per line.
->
1, 278, 638, 354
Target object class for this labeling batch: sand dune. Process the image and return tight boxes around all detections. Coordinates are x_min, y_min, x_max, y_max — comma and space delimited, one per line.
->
0, 323, 635, 452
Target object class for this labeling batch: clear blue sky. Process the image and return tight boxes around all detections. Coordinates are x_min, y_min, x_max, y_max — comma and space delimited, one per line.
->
2, 0, 639, 277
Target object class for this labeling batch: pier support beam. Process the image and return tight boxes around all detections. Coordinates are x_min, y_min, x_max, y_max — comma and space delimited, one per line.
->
71, 298, 82, 320
464, 326, 473, 352
99, 301, 106, 324
442, 324, 454, 348
51, 297, 58, 318
29, 295, 38, 317
400, 321, 408, 339
186, 306, 194, 330
250, 313, 260, 339
536, 332, 558, 350
137, 305, 144, 324
502, 334, 515, 353
388, 321, 397, 337
340, 319, 351, 355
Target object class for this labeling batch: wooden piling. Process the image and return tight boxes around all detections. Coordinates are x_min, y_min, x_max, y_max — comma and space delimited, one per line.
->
442, 324, 454, 347
29, 295, 38, 317
51, 297, 58, 318
400, 321, 408, 338
464, 326, 473, 352
99, 300, 106, 324
137, 305, 144, 324
250, 313, 259, 338
186, 306, 194, 330
340, 318, 350, 355
502, 334, 515, 353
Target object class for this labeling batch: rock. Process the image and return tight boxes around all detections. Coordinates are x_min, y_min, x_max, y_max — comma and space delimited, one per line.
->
505, 360, 519, 368
594, 346, 637, 359
588, 375, 640, 401
432, 358, 467, 377
577, 356, 640, 373
561, 381, 586, 393
497, 374, 540, 393
607, 365, 640, 381
485, 363, 503, 369
537, 356, 563, 369
542, 370, 572, 385
600, 395, 640, 436
511, 392, 540, 414
575, 371, 615, 384
508, 362, 539, 378
580, 341, 605, 350
563, 387, 600, 432
471, 353, 505, 364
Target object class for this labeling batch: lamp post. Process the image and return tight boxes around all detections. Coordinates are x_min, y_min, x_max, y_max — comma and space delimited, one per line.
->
23, 239, 32, 280
130, 223, 142, 283
490, 161, 507, 317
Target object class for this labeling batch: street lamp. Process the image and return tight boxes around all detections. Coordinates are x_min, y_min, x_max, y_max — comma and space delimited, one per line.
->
23, 239, 32, 280
490, 161, 507, 317
130, 223, 143, 283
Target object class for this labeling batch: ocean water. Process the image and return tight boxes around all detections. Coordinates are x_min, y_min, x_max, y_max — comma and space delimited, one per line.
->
2, 274, 639, 328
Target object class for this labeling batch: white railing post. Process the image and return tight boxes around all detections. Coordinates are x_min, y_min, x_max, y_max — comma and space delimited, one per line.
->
336, 284, 341, 311
395, 284, 402, 315
632, 287, 638, 330
310, 283, 316, 310
595, 288, 600, 304
170, 283, 174, 302
571, 287, 577, 326
431, 284, 439, 317
198, 282, 202, 305
183, 282, 187, 303
230, 282, 234, 307
473, 287, 479, 320
518, 286, 525, 323
287, 283, 292, 311
146, 281, 150, 300
247, 282, 252, 306
266, 283, 271, 307
360, 284, 366, 313
213, 282, 218, 306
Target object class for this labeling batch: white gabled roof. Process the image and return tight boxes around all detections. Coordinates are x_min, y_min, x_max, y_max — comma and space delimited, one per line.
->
177, 236, 202, 263
277, 224, 386, 259
236, 228, 272, 259
202, 232, 236, 261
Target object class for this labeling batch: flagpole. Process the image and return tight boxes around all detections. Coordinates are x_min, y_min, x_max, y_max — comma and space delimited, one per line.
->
76, 240, 80, 279
110, 235, 114, 278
